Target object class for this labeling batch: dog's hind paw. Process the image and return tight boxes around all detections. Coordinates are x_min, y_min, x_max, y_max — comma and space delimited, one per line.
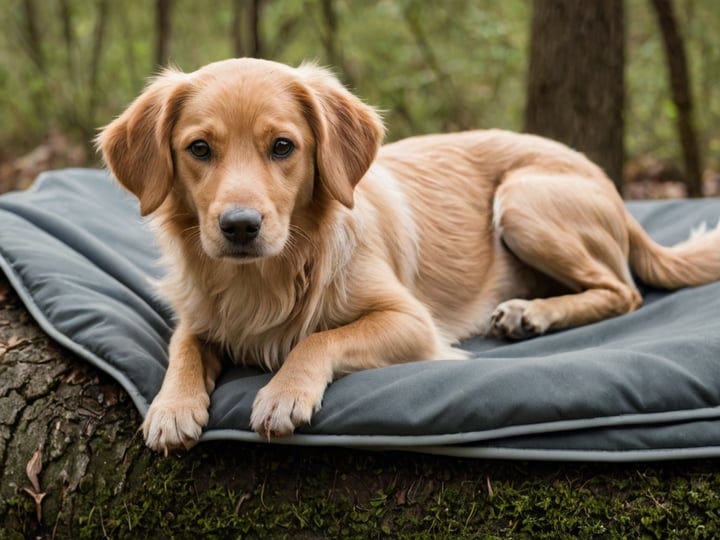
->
489, 298, 550, 340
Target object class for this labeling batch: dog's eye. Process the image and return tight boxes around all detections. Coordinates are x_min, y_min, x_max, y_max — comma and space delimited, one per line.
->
271, 138, 295, 160
188, 140, 211, 161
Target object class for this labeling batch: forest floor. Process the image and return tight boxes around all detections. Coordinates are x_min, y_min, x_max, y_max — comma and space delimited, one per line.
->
1, 140, 720, 538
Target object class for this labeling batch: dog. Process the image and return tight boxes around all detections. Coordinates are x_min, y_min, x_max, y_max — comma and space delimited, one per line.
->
98, 58, 720, 453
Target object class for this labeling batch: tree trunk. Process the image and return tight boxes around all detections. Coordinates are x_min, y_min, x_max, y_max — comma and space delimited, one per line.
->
525, 0, 625, 189
230, 0, 263, 59
155, 0, 172, 67
320, 0, 341, 68
0, 276, 146, 537
2, 275, 720, 536
87, 0, 109, 134
231, 0, 245, 57
21, 0, 45, 72
58, 0, 76, 79
1, 272, 499, 538
650, 0, 703, 197
0, 273, 493, 538
249, 0, 263, 58
118, 2, 141, 91
318, 0, 359, 90
19, 0, 49, 121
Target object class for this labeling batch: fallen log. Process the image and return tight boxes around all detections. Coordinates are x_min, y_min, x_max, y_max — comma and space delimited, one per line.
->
3, 274, 720, 538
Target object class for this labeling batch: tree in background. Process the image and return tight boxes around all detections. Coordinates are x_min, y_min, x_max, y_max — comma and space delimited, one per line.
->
21, 0, 44, 72
232, 0, 245, 57
155, 0, 172, 67
524, 0, 625, 189
650, 0, 702, 197
3, 0, 720, 196
231, 0, 264, 59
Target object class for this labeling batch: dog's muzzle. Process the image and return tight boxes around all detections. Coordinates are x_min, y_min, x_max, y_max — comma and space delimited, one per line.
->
218, 207, 263, 245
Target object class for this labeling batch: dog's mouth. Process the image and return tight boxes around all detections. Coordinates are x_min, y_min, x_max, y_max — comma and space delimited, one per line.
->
198, 235, 264, 262
208, 239, 286, 263
220, 248, 264, 262
209, 241, 265, 262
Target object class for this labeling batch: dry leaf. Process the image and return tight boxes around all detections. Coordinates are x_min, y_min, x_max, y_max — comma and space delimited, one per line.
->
26, 447, 42, 493
23, 447, 46, 522
21, 487, 46, 522
66, 368, 88, 385
5, 335, 29, 350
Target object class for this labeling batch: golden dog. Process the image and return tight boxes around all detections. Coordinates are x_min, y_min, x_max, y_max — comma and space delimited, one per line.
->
98, 58, 720, 453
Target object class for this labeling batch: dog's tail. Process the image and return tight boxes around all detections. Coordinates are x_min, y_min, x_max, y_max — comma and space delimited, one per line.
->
627, 210, 720, 289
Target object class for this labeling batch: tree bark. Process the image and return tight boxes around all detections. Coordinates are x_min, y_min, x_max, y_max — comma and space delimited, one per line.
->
58, 0, 76, 79
118, 1, 141, 91
249, 0, 263, 58
0, 276, 146, 537
525, 0, 625, 189
0, 273, 491, 538
320, 0, 341, 68
21, 0, 45, 72
231, 0, 245, 57
1, 274, 720, 536
318, 0, 360, 90
650, 0, 703, 197
155, 0, 172, 67
87, 0, 109, 133
230, 0, 264, 58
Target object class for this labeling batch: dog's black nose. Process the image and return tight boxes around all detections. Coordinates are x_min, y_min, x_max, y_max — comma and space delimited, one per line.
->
218, 207, 262, 244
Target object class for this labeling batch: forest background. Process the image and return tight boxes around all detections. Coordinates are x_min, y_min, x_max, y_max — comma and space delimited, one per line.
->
1, 0, 719, 199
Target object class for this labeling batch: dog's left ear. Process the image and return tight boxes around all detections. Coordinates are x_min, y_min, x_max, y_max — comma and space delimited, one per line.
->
293, 64, 384, 209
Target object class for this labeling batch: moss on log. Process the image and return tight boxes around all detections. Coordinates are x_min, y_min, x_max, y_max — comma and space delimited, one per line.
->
2, 274, 720, 538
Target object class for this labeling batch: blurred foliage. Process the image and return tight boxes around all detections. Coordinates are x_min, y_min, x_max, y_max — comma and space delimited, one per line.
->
0, 0, 718, 173
626, 0, 720, 170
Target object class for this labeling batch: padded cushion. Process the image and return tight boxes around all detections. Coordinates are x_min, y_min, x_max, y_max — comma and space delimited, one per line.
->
1, 168, 719, 461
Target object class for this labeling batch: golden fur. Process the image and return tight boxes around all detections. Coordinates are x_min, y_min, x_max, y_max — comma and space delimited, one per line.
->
98, 58, 720, 453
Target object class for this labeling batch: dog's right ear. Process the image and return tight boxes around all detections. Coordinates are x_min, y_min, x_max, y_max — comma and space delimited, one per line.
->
96, 69, 190, 216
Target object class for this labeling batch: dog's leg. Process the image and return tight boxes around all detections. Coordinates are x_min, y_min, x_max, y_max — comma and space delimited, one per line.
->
489, 170, 642, 339
250, 282, 454, 438
142, 323, 222, 453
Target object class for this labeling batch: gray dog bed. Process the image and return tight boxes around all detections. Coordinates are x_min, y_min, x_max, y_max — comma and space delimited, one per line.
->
1, 168, 720, 461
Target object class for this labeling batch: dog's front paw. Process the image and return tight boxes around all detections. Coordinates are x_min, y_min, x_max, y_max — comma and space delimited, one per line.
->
142, 391, 210, 454
490, 299, 551, 340
250, 376, 324, 439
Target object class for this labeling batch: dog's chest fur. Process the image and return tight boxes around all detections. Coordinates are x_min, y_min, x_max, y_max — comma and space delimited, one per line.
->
156, 214, 359, 372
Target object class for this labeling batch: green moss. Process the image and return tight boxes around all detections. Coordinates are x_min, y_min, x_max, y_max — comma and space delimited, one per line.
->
61, 444, 720, 539
7, 436, 720, 538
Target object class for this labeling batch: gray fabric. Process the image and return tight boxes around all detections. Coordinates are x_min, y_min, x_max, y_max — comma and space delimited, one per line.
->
1, 168, 719, 461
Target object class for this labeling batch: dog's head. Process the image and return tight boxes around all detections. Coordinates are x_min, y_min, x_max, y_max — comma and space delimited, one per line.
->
97, 58, 384, 261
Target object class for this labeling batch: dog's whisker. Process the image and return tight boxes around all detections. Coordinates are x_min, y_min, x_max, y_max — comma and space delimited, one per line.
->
277, 238, 303, 267
180, 225, 201, 236
289, 225, 316, 250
